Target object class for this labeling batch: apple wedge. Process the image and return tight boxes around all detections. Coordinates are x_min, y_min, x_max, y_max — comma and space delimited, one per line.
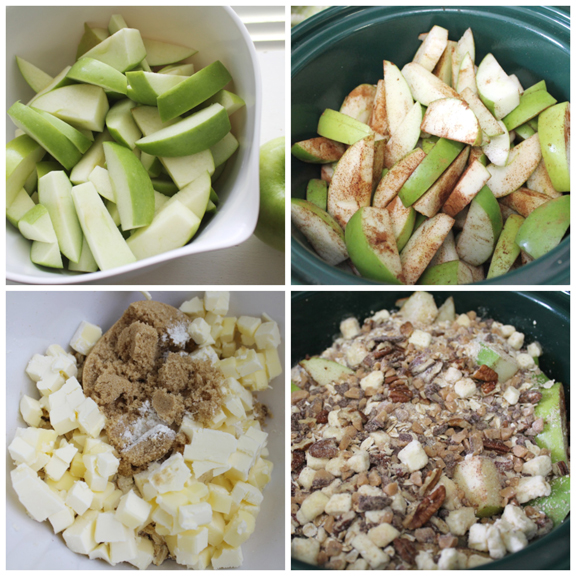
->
538, 102, 570, 192
7, 188, 36, 227
442, 158, 491, 217
69, 130, 114, 184
345, 207, 405, 284
373, 148, 426, 208
291, 137, 346, 164
82, 28, 146, 72
433, 40, 456, 87
327, 135, 374, 229
321, 163, 334, 184
88, 166, 115, 202
499, 188, 551, 217
482, 120, 510, 166
300, 358, 354, 386
502, 88, 557, 131
534, 381, 569, 464
421, 98, 482, 145
419, 260, 473, 285
159, 63, 195, 76
401, 62, 459, 106
142, 37, 197, 66
382, 101, 423, 168
339, 84, 377, 124
31, 241, 63, 269
291, 199, 348, 266
18, 204, 57, 243
77, 22, 108, 59
412, 25, 448, 72
202, 89, 246, 117
136, 103, 230, 157
398, 138, 465, 206
27, 66, 73, 106
451, 28, 475, 89
460, 87, 504, 138
487, 213, 524, 279
68, 58, 128, 95
414, 145, 470, 217
106, 99, 141, 149
453, 457, 502, 518
530, 476, 570, 527
386, 196, 416, 251
476, 53, 520, 119
6, 134, 46, 207
526, 159, 562, 198
429, 229, 458, 266
486, 133, 542, 197
456, 53, 477, 95
16, 57, 53, 93
515, 122, 535, 141
159, 172, 211, 219
456, 185, 503, 265
318, 108, 374, 145
400, 212, 455, 284
306, 179, 328, 210
68, 237, 98, 273
509, 74, 524, 95
32, 108, 92, 154
369, 79, 388, 136
383, 60, 414, 136
210, 132, 238, 167
126, 71, 187, 106
515, 195, 570, 259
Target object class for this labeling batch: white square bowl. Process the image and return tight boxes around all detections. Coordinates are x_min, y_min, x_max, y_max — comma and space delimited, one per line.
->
6, 290, 285, 569
6, 7, 262, 284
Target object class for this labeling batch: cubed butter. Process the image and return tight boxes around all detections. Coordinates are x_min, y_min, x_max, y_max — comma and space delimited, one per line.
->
62, 510, 99, 555
67, 480, 94, 515
180, 296, 205, 318
70, 321, 102, 355
149, 453, 191, 494
204, 291, 230, 316
188, 317, 215, 346
223, 510, 255, 547
254, 321, 281, 350
20, 395, 42, 427
115, 490, 152, 529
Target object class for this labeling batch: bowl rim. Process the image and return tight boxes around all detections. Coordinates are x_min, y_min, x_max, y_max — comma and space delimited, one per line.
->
6, 6, 262, 285
290, 5, 570, 287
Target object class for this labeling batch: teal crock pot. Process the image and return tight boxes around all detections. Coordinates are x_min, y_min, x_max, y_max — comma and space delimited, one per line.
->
291, 6, 570, 286
291, 291, 570, 570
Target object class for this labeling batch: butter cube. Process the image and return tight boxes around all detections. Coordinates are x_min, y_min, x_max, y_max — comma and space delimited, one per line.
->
45, 344, 68, 357
245, 426, 268, 448
211, 322, 224, 340
84, 438, 113, 455
189, 345, 219, 365
45, 455, 70, 481
70, 453, 87, 478
84, 468, 109, 492
55, 443, 78, 464
255, 321, 281, 350
16, 427, 57, 453
157, 491, 189, 517
20, 395, 42, 427
264, 347, 283, 380
77, 397, 106, 438
188, 317, 215, 346
207, 512, 226, 547
127, 537, 154, 570
212, 544, 244, 569
210, 409, 227, 428
204, 291, 230, 315
89, 543, 114, 565
240, 369, 268, 391
46, 470, 77, 491
222, 341, 236, 358
180, 296, 205, 318
67, 481, 94, 515
179, 415, 203, 441
248, 458, 273, 489
398, 439, 429, 472
30, 453, 50, 472
61, 377, 86, 409
49, 505, 75, 534
102, 488, 123, 512
51, 355, 78, 379
37, 372, 65, 396
8, 436, 36, 465
184, 480, 210, 502
49, 402, 77, 435
96, 452, 119, 478
408, 329, 432, 348
91, 483, 115, 511
224, 396, 246, 419
115, 490, 152, 529
184, 429, 238, 464
235, 349, 264, 377
193, 460, 231, 478
179, 502, 213, 530
95, 512, 128, 543
208, 483, 233, 514
178, 527, 209, 556
62, 510, 99, 554
231, 481, 263, 506
241, 333, 256, 347
226, 450, 253, 482
109, 530, 137, 563
218, 357, 239, 379
225, 377, 253, 410
220, 317, 237, 343
237, 316, 261, 337
192, 545, 214, 570
70, 320, 102, 355
205, 311, 223, 326
223, 510, 255, 547
152, 504, 174, 531
26, 354, 53, 381
149, 453, 191, 494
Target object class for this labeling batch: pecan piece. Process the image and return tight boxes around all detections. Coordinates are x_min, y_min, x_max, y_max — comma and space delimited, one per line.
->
480, 382, 496, 395
316, 409, 329, 424
393, 538, 416, 564
388, 382, 413, 403
292, 450, 306, 473
472, 364, 499, 381
553, 461, 569, 476
519, 390, 543, 404
400, 322, 414, 337
405, 485, 446, 530
357, 495, 390, 511
308, 439, 338, 459
420, 468, 442, 496
447, 417, 471, 429
483, 439, 510, 453
291, 389, 309, 404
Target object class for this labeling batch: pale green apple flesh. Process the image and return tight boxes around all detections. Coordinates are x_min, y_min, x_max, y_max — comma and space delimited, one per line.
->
68, 58, 128, 95
456, 52, 476, 94
433, 40, 456, 87
28, 66, 73, 106
317, 108, 374, 145
6, 134, 46, 206
153, 191, 170, 215
202, 89, 245, 117
383, 101, 423, 168
106, 99, 141, 149
386, 196, 416, 251
383, 60, 415, 136
460, 86, 504, 138
421, 97, 481, 145
31, 108, 92, 154
487, 213, 524, 278
160, 171, 211, 219
88, 166, 115, 202
159, 63, 195, 76
502, 88, 557, 131
291, 137, 346, 164
526, 159, 562, 198
36, 161, 63, 180
70, 130, 114, 184
418, 260, 473, 284
533, 381, 569, 464
429, 228, 458, 266
31, 240, 63, 269
68, 235, 99, 273
210, 132, 238, 167
435, 295, 456, 322
18, 204, 57, 243
7, 188, 35, 227
451, 28, 475, 88
77, 22, 108, 59
339, 83, 377, 124
126, 71, 187, 106
82, 28, 146, 73
142, 37, 197, 66
538, 102, 570, 192
499, 188, 550, 217
16, 57, 53, 93
475, 341, 519, 382
399, 291, 438, 324
401, 62, 459, 106
300, 357, 354, 386
151, 178, 178, 196
476, 53, 520, 119
442, 157, 491, 217
412, 25, 448, 72
453, 457, 503, 518
482, 120, 509, 166
306, 179, 328, 210
140, 151, 162, 178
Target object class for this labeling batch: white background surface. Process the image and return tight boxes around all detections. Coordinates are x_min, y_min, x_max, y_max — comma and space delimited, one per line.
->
6, 290, 285, 570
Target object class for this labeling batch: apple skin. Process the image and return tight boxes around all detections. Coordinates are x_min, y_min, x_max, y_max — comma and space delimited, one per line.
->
487, 213, 524, 279
418, 260, 472, 285
6, 134, 46, 206
255, 137, 285, 252
538, 102, 570, 192
502, 89, 557, 131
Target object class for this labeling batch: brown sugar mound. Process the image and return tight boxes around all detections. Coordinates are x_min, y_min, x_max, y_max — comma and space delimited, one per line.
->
81, 300, 225, 475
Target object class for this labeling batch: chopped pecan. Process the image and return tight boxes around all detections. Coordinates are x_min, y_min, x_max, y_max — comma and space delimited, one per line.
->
291, 389, 309, 404
291, 450, 306, 473
480, 382, 496, 395
369, 453, 390, 467
415, 527, 436, 543
420, 468, 442, 496
519, 390, 543, 404
400, 322, 414, 337
393, 538, 417, 564
308, 439, 338, 459
483, 439, 510, 453
438, 534, 458, 549
472, 364, 498, 381
332, 511, 355, 534
446, 417, 471, 429
553, 461, 569, 476
405, 485, 446, 530
344, 387, 363, 399
389, 383, 413, 403
357, 495, 390, 511
312, 469, 335, 490
316, 409, 329, 424
409, 355, 435, 375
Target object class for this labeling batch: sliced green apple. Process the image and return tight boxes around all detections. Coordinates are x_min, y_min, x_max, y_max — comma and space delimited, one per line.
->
460, 87, 504, 137
526, 159, 562, 199
339, 83, 377, 124
7, 187, 35, 227
141, 37, 197, 66
433, 40, 456, 87
306, 179, 328, 210
453, 457, 502, 518
482, 120, 510, 166
429, 229, 458, 267
442, 158, 491, 217
291, 137, 346, 164
69, 130, 114, 184
502, 89, 557, 131
451, 28, 475, 89
515, 122, 536, 141
533, 381, 569, 464
88, 166, 115, 202
401, 62, 459, 106
140, 152, 162, 178
419, 260, 473, 285
151, 177, 178, 196
67, 236, 98, 272
412, 25, 448, 72
210, 132, 238, 167
318, 108, 374, 145
421, 98, 482, 145
159, 63, 195, 76
77, 22, 107, 59
487, 213, 524, 279
291, 199, 348, 266
82, 28, 146, 72
538, 102, 570, 192
36, 161, 63, 180
300, 358, 354, 386
18, 204, 57, 243
27, 66, 73, 106
499, 188, 551, 217
68, 58, 128, 95
368, 79, 388, 136
383, 60, 415, 136
30, 240, 63, 269
126, 71, 187, 105
476, 53, 520, 119
382, 101, 423, 168
16, 56, 53, 93
436, 295, 456, 322
160, 172, 211, 219
530, 476, 570, 527
31, 108, 92, 154
106, 99, 141, 149
202, 89, 245, 116
456, 52, 477, 95
6, 134, 46, 207
386, 196, 416, 251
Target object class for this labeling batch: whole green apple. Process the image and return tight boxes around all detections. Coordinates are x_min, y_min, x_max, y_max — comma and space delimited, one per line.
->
255, 136, 285, 251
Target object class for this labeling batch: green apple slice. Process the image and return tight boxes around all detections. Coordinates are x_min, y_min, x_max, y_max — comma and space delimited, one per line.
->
538, 102, 570, 192
400, 212, 455, 284
16, 56, 53, 93
414, 145, 470, 217
38, 170, 83, 262
6, 134, 46, 206
160, 171, 211, 219
142, 37, 197, 66
373, 139, 387, 186
68, 237, 98, 273
88, 166, 115, 202
468, 146, 487, 167
306, 179, 328, 211
108, 13, 128, 35
68, 58, 127, 95
77, 22, 108, 59
515, 122, 536, 141
476, 53, 520, 119
530, 476, 570, 527
154, 191, 170, 215
453, 457, 502, 518
456, 185, 502, 265
421, 98, 482, 146
451, 28, 475, 88
157, 60, 232, 121
482, 120, 510, 167
317, 108, 374, 145
383, 101, 423, 168
18, 204, 57, 243
126, 71, 187, 106
475, 341, 519, 383
103, 142, 155, 230
383, 60, 415, 136
36, 161, 63, 180
69, 130, 114, 184
401, 62, 459, 106
340, 83, 377, 124
486, 133, 542, 197
300, 358, 354, 386
442, 158, 491, 217
209, 188, 219, 205
386, 196, 416, 251
30, 240, 63, 269
8, 102, 82, 170
202, 89, 245, 117
523, 80, 546, 96
106, 99, 141, 149
345, 207, 404, 283
515, 195, 569, 259
369, 79, 388, 136
159, 63, 195, 76
502, 89, 557, 131
486, 213, 524, 278
291, 198, 348, 265
291, 137, 346, 164
151, 177, 178, 196
140, 151, 162, 178
210, 132, 238, 167
499, 188, 551, 217
429, 229, 458, 267
31, 108, 92, 154
526, 159, 562, 198
32, 84, 109, 131
456, 52, 477, 95
126, 199, 200, 259
419, 260, 473, 285
509, 74, 524, 95
412, 25, 448, 72
27, 66, 73, 106
23, 168, 37, 195
327, 135, 374, 229
398, 138, 465, 207
7, 187, 35, 227
136, 103, 230, 157
461, 87, 504, 138
105, 199, 121, 226
534, 381, 569, 464
82, 28, 146, 72
433, 40, 456, 87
